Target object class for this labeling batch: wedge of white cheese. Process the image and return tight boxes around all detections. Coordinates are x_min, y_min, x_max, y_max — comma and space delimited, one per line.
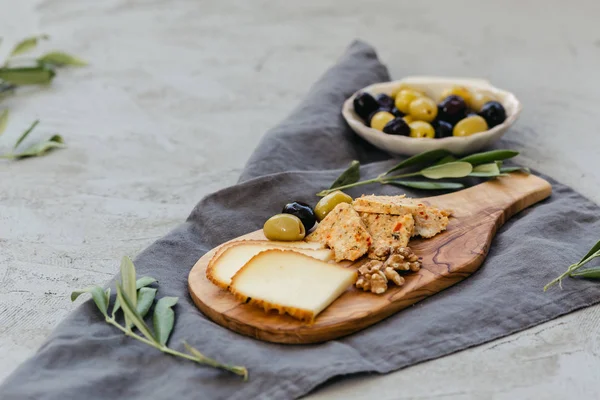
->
206, 240, 333, 289
229, 249, 357, 323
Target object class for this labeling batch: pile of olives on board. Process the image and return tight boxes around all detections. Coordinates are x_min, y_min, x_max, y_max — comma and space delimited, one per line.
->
263, 191, 352, 241
353, 84, 507, 139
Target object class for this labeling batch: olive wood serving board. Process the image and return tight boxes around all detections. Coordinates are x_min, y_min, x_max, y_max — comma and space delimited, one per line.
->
188, 172, 551, 344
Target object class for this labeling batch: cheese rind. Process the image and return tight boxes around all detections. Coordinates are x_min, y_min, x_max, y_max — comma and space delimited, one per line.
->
230, 249, 357, 323
206, 240, 334, 289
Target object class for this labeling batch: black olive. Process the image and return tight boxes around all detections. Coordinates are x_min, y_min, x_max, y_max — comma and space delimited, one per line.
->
434, 120, 453, 138
375, 93, 395, 111
479, 101, 507, 128
353, 92, 380, 121
390, 107, 405, 118
438, 95, 467, 125
282, 201, 316, 231
382, 118, 410, 136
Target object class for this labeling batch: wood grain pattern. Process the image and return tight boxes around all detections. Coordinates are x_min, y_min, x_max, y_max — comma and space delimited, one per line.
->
188, 172, 552, 344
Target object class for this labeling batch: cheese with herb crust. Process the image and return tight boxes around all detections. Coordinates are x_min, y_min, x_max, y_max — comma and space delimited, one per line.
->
306, 202, 372, 262
353, 195, 450, 238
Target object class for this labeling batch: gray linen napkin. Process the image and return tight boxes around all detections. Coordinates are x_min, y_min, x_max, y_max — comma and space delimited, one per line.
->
2, 40, 600, 400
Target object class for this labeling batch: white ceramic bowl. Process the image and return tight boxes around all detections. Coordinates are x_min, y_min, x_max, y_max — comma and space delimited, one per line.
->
342, 76, 522, 156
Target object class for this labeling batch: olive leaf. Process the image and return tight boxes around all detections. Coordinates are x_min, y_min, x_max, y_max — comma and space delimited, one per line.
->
578, 239, 600, 265
13, 119, 38, 149
112, 276, 158, 317
500, 166, 530, 174
183, 341, 249, 381
386, 180, 464, 190
570, 267, 600, 279
0, 109, 8, 136
0, 66, 55, 85
420, 161, 473, 179
38, 51, 87, 67
384, 149, 451, 175
330, 160, 360, 189
116, 283, 158, 343
136, 276, 158, 289
460, 150, 519, 166
71, 286, 108, 317
468, 162, 504, 177
136, 287, 157, 319
10, 134, 65, 159
9, 35, 49, 57
433, 155, 457, 166
120, 256, 137, 330
153, 296, 179, 346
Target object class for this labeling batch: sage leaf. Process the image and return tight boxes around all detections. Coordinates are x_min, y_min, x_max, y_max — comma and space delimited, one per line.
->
116, 284, 158, 343
460, 150, 519, 166
10, 35, 49, 57
500, 166, 530, 174
578, 240, 600, 265
184, 341, 249, 381
0, 66, 55, 85
136, 276, 158, 289
136, 287, 157, 319
38, 51, 87, 67
570, 267, 600, 279
71, 286, 108, 316
330, 160, 360, 189
105, 288, 111, 306
385, 149, 451, 175
0, 109, 8, 136
468, 162, 503, 177
153, 296, 178, 346
386, 180, 464, 190
433, 155, 457, 166
120, 256, 137, 329
421, 161, 472, 179
113, 276, 158, 317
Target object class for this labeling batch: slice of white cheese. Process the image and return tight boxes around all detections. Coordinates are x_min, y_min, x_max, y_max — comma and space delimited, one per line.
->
229, 249, 357, 323
206, 240, 334, 289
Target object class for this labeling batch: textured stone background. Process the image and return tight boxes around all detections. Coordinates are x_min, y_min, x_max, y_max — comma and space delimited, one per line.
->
1, 0, 600, 398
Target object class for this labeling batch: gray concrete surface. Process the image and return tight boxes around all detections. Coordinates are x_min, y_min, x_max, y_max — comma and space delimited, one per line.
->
1, 0, 600, 398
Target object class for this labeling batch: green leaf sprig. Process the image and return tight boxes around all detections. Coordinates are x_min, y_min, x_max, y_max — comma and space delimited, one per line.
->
317, 149, 525, 196
0, 34, 86, 160
544, 240, 600, 291
72, 256, 248, 380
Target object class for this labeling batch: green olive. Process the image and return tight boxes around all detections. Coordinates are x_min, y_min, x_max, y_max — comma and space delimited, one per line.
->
263, 214, 306, 241
394, 89, 423, 114
453, 115, 489, 137
314, 190, 353, 221
370, 111, 395, 131
409, 121, 435, 138
408, 96, 438, 122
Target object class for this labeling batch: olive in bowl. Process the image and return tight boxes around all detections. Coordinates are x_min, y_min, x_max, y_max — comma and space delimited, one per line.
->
282, 201, 316, 231
480, 101, 507, 128
353, 92, 380, 121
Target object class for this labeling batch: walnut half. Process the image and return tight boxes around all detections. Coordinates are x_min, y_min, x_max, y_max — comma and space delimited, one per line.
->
355, 246, 422, 294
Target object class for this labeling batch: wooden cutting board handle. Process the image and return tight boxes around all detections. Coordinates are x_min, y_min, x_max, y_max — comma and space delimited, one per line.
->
188, 172, 552, 344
